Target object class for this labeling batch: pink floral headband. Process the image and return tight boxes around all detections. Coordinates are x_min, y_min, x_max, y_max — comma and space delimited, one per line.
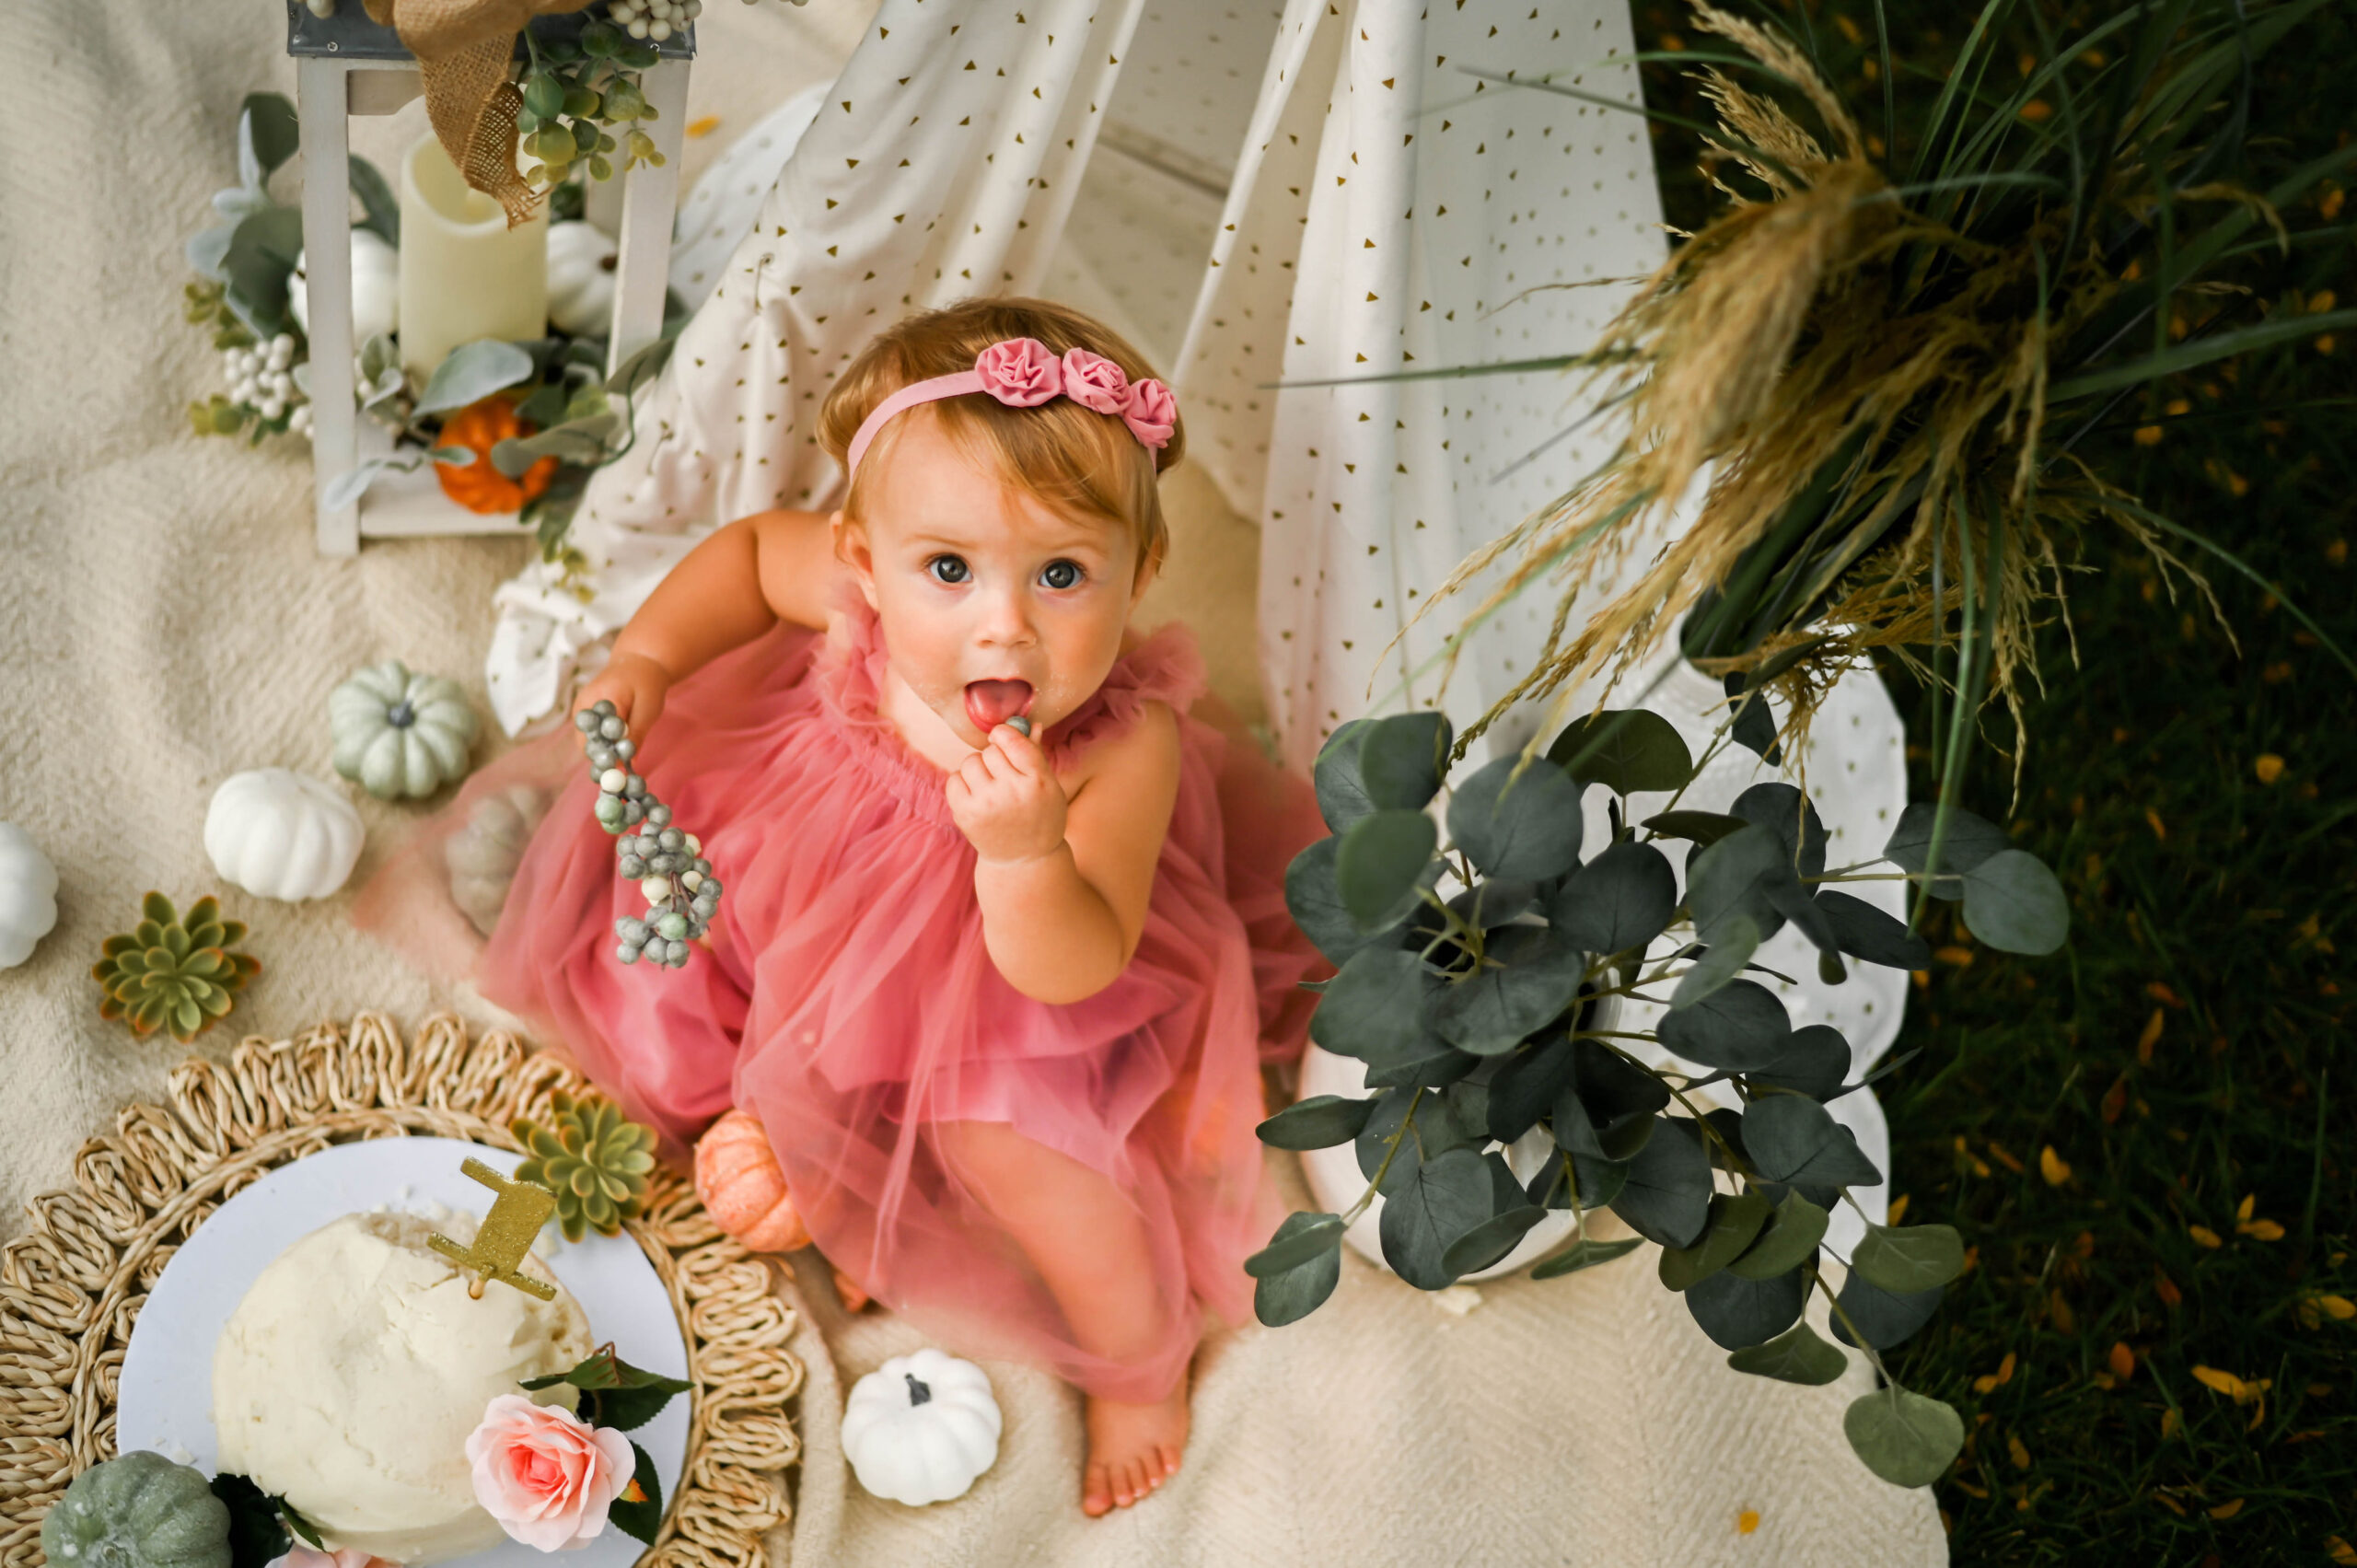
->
843, 337, 1178, 481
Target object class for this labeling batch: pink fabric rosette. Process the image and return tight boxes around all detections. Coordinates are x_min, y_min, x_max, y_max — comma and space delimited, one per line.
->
1120, 377, 1178, 450
466, 1394, 636, 1551
1058, 346, 1132, 415
973, 337, 1063, 406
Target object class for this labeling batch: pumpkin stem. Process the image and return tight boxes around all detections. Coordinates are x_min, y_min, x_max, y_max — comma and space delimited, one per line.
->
388, 698, 416, 728
905, 1373, 933, 1406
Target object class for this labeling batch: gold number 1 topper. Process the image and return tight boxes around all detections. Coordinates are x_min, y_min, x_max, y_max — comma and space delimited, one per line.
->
430, 1158, 559, 1301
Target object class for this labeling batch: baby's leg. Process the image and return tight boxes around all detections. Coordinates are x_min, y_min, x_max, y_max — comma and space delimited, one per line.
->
933, 1119, 1191, 1516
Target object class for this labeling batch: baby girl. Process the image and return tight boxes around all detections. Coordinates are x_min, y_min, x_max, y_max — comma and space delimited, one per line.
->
370, 298, 1325, 1516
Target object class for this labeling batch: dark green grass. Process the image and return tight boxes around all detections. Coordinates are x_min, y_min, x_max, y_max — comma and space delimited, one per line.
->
1625, 3, 2357, 1560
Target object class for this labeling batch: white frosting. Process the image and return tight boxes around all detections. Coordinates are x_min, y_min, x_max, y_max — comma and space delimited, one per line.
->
212, 1211, 593, 1564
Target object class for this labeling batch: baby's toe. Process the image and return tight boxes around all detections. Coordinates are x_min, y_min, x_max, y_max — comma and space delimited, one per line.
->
1112, 1461, 1139, 1507
1082, 1461, 1114, 1517
1156, 1442, 1182, 1480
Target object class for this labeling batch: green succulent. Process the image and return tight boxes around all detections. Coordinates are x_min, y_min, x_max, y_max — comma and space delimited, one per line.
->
92, 892, 261, 1044
513, 1090, 658, 1241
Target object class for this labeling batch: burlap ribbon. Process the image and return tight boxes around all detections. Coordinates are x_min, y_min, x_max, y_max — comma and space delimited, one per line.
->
364, 0, 597, 226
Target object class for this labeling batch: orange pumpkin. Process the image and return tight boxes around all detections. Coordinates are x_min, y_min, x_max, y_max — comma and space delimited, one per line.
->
694, 1108, 812, 1253
434, 393, 560, 515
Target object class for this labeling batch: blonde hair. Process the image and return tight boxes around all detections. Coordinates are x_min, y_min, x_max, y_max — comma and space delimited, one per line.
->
819, 297, 1181, 575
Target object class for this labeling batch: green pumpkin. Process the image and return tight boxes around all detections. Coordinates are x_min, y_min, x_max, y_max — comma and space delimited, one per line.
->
330, 659, 481, 800
41, 1452, 232, 1568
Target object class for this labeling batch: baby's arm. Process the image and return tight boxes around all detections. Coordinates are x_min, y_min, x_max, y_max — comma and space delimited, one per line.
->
956, 702, 1180, 1005
573, 507, 842, 732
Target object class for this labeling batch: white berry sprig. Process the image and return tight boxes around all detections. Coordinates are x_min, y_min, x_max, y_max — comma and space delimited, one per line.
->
574, 698, 722, 969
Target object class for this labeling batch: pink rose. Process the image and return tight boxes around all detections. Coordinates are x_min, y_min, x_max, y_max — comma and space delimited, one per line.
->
973, 337, 1062, 407
282, 1550, 382, 1568
1120, 377, 1178, 450
466, 1393, 636, 1552
1058, 347, 1132, 415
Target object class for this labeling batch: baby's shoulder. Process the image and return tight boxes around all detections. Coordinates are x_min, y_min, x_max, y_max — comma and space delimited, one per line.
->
1061, 691, 1178, 797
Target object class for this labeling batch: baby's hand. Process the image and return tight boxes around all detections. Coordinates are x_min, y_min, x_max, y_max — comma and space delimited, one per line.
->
946, 725, 1067, 864
571, 650, 672, 753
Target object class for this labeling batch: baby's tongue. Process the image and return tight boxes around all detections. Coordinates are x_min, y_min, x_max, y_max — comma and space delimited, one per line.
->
963, 679, 1034, 733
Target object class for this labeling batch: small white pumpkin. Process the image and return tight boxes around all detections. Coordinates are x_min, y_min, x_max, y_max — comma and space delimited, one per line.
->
203, 769, 365, 902
447, 784, 550, 935
290, 228, 400, 345
331, 659, 482, 801
0, 821, 60, 970
842, 1347, 1002, 1506
546, 221, 619, 338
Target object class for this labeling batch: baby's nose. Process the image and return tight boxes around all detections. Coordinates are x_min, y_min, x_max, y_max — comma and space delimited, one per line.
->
975, 588, 1038, 645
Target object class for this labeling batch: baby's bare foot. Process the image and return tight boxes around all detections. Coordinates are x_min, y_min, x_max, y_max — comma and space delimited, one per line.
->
1080, 1373, 1190, 1517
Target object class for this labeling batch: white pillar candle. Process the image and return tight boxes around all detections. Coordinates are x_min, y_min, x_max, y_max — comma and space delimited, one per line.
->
397, 134, 550, 380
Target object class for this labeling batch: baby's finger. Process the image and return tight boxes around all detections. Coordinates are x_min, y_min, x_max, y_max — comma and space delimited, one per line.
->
989, 724, 1047, 777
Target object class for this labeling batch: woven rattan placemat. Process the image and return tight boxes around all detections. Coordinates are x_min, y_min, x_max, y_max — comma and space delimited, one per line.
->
0, 1012, 803, 1568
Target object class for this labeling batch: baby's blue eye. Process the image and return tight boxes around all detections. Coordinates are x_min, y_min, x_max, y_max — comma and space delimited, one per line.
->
928, 554, 970, 585
1040, 560, 1084, 590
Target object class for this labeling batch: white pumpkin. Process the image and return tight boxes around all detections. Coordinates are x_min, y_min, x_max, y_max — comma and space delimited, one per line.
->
545, 221, 618, 338
0, 821, 60, 970
290, 228, 400, 345
331, 659, 481, 801
447, 784, 550, 935
842, 1347, 1002, 1506
203, 769, 366, 902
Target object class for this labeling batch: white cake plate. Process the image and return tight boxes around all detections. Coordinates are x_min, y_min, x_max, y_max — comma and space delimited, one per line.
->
117, 1136, 690, 1568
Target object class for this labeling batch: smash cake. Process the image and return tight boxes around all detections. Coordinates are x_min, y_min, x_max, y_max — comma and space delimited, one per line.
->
211, 1209, 595, 1563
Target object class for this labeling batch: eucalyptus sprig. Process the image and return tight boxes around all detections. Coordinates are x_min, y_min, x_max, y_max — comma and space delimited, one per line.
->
1258, 701, 2069, 1487
517, 19, 669, 192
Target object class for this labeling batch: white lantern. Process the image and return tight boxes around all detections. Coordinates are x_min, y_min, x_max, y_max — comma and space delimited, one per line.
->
288, 6, 692, 555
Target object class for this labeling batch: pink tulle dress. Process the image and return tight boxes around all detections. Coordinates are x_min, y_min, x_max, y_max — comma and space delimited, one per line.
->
356, 588, 1326, 1402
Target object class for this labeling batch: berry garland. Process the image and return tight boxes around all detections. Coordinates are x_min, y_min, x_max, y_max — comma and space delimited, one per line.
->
574, 700, 721, 969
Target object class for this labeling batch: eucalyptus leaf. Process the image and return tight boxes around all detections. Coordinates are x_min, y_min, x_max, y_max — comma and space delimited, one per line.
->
1440, 1202, 1550, 1278
1254, 1219, 1344, 1326
1314, 718, 1376, 831
414, 339, 538, 415
1727, 1320, 1850, 1386
1829, 1272, 1944, 1350
1730, 782, 1828, 877
1286, 838, 1382, 963
1550, 841, 1677, 957
1446, 753, 1585, 881
1743, 1094, 1884, 1188
1335, 808, 1440, 931
1641, 809, 1751, 847
1747, 1024, 1852, 1100
607, 333, 677, 398
1725, 1190, 1830, 1280
1843, 1388, 1965, 1488
1434, 924, 1585, 1054
1308, 947, 1437, 1063
1571, 1038, 1673, 1126
1378, 1145, 1493, 1289
187, 223, 237, 283
1684, 1262, 1807, 1349
1355, 1086, 1425, 1192
1817, 890, 1933, 970
1658, 978, 1792, 1071
1607, 1117, 1712, 1248
1485, 1036, 1577, 1143
1257, 1095, 1379, 1151
1245, 1212, 1348, 1277
429, 445, 475, 467
1546, 709, 1693, 795
1723, 672, 1781, 761
1882, 802, 2009, 893
1685, 823, 1793, 947
1960, 850, 2071, 955
1657, 1189, 1773, 1291
221, 206, 306, 338
1529, 1233, 1644, 1279
1358, 712, 1453, 810
349, 154, 401, 246
1668, 915, 1760, 1008
1362, 1040, 1480, 1090
241, 92, 300, 179
1852, 1223, 1968, 1295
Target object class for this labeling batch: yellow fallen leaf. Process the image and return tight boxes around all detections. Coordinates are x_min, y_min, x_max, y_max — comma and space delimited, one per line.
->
2134, 424, 2164, 447
2049, 1289, 2076, 1333
685, 114, 723, 139
2189, 1225, 2223, 1249
2194, 1365, 2246, 1399
2161, 1408, 2180, 1438
2255, 753, 2286, 784
2108, 1342, 2136, 1380
2039, 1145, 2071, 1186
2327, 1534, 2357, 1565
2007, 1433, 2030, 1469
2238, 1218, 2286, 1241
2146, 808, 2167, 841
1973, 1351, 2017, 1394
2138, 1008, 2165, 1063
1887, 1193, 1910, 1225
2209, 1499, 2245, 1520
2237, 1193, 2256, 1222
1935, 945, 1976, 967
2318, 1295, 2355, 1320
1736, 1510, 1759, 1535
